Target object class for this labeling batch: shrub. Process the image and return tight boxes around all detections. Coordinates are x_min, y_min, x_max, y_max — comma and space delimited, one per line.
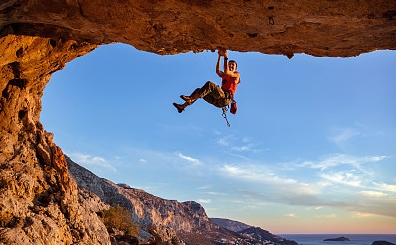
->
99, 204, 139, 236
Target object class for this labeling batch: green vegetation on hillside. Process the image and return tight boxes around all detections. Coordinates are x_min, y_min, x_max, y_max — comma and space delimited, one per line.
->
99, 205, 139, 236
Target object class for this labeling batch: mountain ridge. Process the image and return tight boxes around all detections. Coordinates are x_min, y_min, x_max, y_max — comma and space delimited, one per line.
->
211, 218, 252, 232
67, 155, 297, 245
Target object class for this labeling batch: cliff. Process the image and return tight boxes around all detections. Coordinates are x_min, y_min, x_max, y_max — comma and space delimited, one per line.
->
67, 156, 218, 243
2, 0, 396, 56
1, 0, 396, 244
68, 156, 231, 244
67, 156, 296, 245
211, 218, 251, 232
0, 36, 103, 244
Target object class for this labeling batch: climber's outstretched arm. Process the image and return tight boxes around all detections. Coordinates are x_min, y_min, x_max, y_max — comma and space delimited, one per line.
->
223, 51, 240, 81
216, 50, 224, 78
223, 50, 228, 73
217, 50, 239, 80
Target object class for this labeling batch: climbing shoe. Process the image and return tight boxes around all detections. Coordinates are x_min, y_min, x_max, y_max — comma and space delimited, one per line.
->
180, 95, 194, 105
173, 103, 184, 113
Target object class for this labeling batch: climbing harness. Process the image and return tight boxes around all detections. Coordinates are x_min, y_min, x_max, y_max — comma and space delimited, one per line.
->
222, 106, 231, 127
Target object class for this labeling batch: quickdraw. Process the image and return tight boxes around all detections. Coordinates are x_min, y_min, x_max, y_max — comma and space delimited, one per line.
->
222, 106, 231, 127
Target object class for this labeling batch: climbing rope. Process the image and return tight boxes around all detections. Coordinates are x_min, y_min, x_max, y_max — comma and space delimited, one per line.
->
222, 106, 230, 127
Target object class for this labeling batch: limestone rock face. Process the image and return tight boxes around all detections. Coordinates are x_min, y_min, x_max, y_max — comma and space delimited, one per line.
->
67, 157, 298, 245
0, 0, 396, 244
67, 157, 220, 244
0, 34, 102, 244
68, 157, 215, 236
1, 0, 396, 56
211, 218, 251, 232
0, 124, 110, 244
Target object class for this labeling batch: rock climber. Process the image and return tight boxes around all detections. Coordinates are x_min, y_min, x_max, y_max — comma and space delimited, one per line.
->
173, 49, 240, 113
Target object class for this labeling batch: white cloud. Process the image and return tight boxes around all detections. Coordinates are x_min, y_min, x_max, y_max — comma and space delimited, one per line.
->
352, 212, 376, 218
215, 157, 396, 218
373, 182, 396, 193
217, 135, 261, 153
232, 145, 252, 151
219, 164, 319, 201
359, 191, 388, 198
301, 153, 387, 170
196, 185, 212, 190
216, 135, 232, 146
67, 152, 116, 172
231, 144, 261, 153
215, 160, 396, 217
315, 214, 336, 218
177, 153, 200, 165
197, 199, 211, 204
204, 191, 228, 196
284, 213, 297, 218
320, 171, 362, 187
70, 153, 105, 164
220, 163, 322, 188
328, 127, 361, 146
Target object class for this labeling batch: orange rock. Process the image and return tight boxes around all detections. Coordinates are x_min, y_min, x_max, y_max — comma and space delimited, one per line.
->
1, 0, 396, 244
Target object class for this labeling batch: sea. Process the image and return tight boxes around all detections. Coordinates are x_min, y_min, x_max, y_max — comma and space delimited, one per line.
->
279, 234, 396, 245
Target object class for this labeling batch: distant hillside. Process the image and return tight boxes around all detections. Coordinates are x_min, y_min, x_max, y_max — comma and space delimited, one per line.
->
67, 155, 298, 245
239, 227, 298, 245
211, 218, 251, 232
372, 241, 395, 245
212, 219, 298, 245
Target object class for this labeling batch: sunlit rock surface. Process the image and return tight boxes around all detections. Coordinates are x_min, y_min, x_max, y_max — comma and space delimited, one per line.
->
1, 0, 395, 244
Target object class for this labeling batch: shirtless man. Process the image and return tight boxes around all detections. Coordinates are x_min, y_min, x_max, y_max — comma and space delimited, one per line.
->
173, 49, 240, 113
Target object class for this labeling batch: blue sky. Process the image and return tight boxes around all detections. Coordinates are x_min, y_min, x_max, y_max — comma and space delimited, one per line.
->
41, 44, 396, 234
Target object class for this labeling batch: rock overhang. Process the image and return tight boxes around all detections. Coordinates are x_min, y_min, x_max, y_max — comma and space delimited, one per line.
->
0, 1, 396, 243
1, 0, 396, 57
